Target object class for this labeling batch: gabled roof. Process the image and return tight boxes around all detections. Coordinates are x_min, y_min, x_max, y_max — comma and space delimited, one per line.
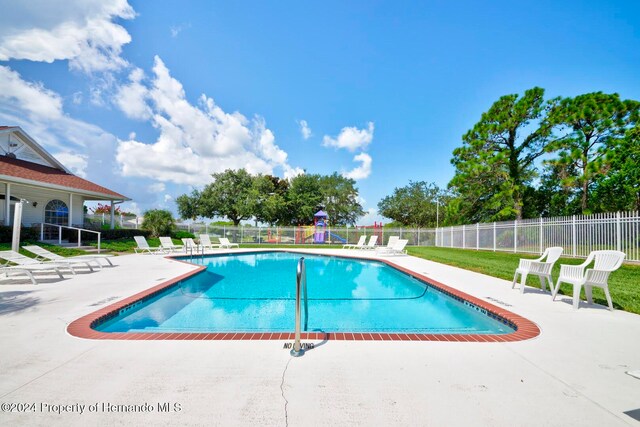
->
0, 126, 70, 172
0, 156, 129, 200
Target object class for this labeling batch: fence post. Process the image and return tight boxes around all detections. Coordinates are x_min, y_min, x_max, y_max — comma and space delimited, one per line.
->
435, 227, 438, 247
418, 228, 421, 246
450, 227, 453, 248
102, 213, 105, 225
513, 220, 517, 253
493, 222, 496, 252
539, 217, 543, 254
616, 211, 621, 252
476, 223, 479, 250
462, 225, 465, 249
572, 215, 576, 257
241, 225, 244, 243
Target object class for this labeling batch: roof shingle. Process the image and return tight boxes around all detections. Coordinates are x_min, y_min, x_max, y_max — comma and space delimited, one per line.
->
0, 156, 128, 200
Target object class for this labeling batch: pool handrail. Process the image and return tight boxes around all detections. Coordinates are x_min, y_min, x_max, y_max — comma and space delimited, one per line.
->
291, 257, 307, 357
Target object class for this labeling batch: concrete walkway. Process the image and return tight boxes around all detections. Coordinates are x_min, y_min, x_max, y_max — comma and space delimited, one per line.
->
0, 249, 639, 426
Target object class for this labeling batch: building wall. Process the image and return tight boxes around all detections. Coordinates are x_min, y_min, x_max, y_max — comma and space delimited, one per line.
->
0, 183, 88, 226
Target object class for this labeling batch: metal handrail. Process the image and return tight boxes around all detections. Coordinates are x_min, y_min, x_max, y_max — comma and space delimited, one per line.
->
291, 257, 307, 357
40, 223, 102, 253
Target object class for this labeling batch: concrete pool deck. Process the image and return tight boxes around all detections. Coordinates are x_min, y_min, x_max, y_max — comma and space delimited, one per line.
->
0, 248, 639, 426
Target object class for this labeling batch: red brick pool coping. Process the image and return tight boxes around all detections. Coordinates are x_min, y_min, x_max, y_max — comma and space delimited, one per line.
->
67, 250, 540, 342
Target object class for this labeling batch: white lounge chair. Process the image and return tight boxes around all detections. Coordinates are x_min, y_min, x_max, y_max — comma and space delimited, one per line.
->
343, 235, 366, 249
159, 236, 184, 253
0, 249, 94, 275
199, 234, 222, 250
359, 235, 378, 250
0, 251, 66, 284
383, 236, 400, 249
218, 237, 239, 249
376, 239, 408, 256
133, 236, 163, 254
22, 245, 113, 268
552, 250, 625, 310
512, 247, 563, 294
181, 238, 201, 252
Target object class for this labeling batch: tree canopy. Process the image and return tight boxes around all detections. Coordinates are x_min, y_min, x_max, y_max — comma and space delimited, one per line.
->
199, 169, 255, 226
377, 181, 445, 228
544, 92, 640, 213
449, 87, 553, 221
175, 169, 365, 226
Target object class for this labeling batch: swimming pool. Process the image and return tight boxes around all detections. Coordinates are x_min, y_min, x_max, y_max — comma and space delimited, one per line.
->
89, 252, 523, 337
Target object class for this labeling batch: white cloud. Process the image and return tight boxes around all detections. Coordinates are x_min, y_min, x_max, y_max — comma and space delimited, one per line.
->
115, 56, 301, 185
0, 66, 63, 121
148, 182, 165, 193
343, 153, 372, 180
358, 208, 384, 226
164, 194, 173, 203
323, 122, 374, 152
170, 23, 191, 38
72, 91, 83, 104
115, 68, 152, 119
283, 165, 305, 179
0, 0, 135, 74
53, 152, 88, 177
298, 119, 312, 139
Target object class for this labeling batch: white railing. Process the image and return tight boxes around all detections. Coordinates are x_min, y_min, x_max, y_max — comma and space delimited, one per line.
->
40, 223, 102, 253
84, 214, 141, 229
435, 211, 640, 261
175, 223, 436, 248
170, 211, 640, 262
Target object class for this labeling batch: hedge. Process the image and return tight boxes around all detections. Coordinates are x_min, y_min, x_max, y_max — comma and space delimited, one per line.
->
0, 226, 39, 243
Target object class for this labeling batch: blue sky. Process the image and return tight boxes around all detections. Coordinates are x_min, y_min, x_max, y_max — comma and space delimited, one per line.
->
0, 0, 639, 223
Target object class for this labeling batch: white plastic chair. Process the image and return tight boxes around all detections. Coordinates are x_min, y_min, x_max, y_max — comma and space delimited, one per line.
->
343, 235, 366, 249
181, 238, 201, 252
552, 250, 625, 310
133, 236, 163, 254
359, 235, 378, 250
512, 247, 563, 294
159, 237, 184, 253
218, 237, 239, 249
199, 234, 222, 250
376, 239, 408, 256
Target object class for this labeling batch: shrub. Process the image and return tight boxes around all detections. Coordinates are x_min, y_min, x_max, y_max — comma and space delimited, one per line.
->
173, 230, 195, 239
142, 209, 175, 237
0, 225, 39, 243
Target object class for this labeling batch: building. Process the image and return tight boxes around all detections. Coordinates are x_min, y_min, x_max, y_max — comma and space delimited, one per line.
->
0, 126, 129, 235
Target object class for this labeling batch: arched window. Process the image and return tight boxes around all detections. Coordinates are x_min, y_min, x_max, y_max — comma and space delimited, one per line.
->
44, 199, 68, 225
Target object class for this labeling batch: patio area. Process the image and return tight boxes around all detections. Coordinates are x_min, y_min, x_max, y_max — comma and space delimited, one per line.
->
1, 249, 639, 426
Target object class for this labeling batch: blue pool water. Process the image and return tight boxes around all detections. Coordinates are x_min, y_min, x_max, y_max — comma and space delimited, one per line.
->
97, 252, 511, 334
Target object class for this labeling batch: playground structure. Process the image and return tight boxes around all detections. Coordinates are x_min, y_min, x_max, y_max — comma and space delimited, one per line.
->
293, 211, 381, 244
356, 222, 383, 243
296, 210, 335, 244
266, 229, 281, 243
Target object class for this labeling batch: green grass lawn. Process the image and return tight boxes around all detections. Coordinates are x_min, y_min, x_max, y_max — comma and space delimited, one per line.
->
0, 241, 96, 258
407, 246, 640, 315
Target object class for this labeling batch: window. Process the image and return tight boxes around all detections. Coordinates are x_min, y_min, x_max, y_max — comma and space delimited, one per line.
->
44, 199, 68, 225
